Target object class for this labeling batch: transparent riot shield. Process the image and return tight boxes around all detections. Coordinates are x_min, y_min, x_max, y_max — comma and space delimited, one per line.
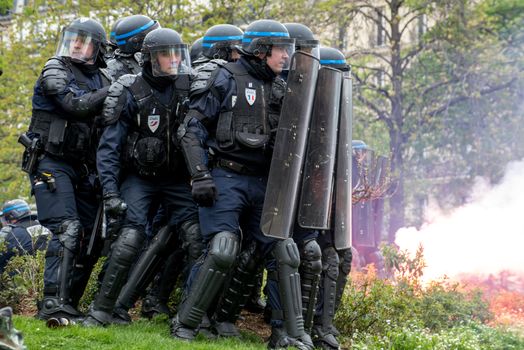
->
298, 67, 343, 230
261, 51, 320, 239
333, 76, 353, 249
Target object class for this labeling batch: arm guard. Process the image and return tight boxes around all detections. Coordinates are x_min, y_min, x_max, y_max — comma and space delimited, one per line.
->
61, 86, 110, 119
177, 113, 209, 177
101, 74, 137, 126
40, 58, 69, 96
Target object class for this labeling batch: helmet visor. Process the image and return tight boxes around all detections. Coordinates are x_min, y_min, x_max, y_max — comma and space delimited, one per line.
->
269, 41, 295, 71
150, 45, 191, 77
56, 28, 100, 64
297, 41, 320, 59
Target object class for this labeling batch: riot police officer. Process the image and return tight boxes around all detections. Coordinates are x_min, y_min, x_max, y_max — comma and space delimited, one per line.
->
135, 24, 245, 323
189, 37, 203, 65
172, 19, 313, 349
281, 22, 323, 335
27, 17, 111, 321
83, 28, 197, 326
192, 24, 243, 67
105, 15, 160, 79
312, 46, 352, 350
0, 199, 48, 273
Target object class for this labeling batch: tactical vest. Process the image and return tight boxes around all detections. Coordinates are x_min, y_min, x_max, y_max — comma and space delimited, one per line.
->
124, 75, 189, 178
217, 63, 271, 150
30, 58, 110, 164
215, 63, 284, 162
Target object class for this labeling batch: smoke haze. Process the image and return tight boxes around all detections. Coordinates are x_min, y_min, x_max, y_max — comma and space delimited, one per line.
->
396, 159, 524, 282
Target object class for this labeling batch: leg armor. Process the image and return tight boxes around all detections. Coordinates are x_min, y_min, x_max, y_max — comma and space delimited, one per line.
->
116, 225, 177, 311
87, 227, 145, 324
245, 266, 266, 313
180, 219, 205, 276
141, 247, 185, 318
38, 220, 84, 320
299, 239, 322, 332
57, 220, 82, 305
272, 238, 313, 349
312, 247, 340, 350
334, 248, 352, 312
177, 231, 239, 328
213, 241, 262, 336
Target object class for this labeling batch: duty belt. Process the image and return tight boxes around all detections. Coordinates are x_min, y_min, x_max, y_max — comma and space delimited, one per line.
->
216, 158, 260, 176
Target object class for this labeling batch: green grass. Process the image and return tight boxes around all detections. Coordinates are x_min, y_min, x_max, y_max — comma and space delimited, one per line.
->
13, 316, 268, 350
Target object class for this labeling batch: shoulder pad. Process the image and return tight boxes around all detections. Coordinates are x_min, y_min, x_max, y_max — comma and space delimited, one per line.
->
105, 58, 126, 80
0, 226, 11, 240
102, 74, 137, 126
41, 57, 70, 96
190, 59, 227, 97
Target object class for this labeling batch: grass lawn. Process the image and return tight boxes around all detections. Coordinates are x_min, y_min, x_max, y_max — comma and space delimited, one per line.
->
13, 315, 269, 350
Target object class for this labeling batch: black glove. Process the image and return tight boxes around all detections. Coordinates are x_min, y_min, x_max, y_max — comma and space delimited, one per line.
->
103, 193, 127, 219
191, 172, 217, 207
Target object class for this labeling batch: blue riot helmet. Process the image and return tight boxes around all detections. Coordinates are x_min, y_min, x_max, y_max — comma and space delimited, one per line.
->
319, 47, 350, 76
239, 19, 295, 71
283, 23, 320, 58
202, 24, 243, 61
114, 15, 160, 54
190, 37, 203, 63
141, 28, 191, 77
109, 18, 122, 49
0, 199, 31, 225
55, 18, 108, 66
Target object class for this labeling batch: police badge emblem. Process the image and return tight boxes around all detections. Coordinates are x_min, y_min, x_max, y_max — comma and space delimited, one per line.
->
148, 114, 160, 133
245, 88, 256, 106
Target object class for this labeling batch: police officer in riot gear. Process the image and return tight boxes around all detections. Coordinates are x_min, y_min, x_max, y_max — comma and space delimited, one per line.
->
27, 17, 111, 321
172, 19, 313, 349
280, 22, 324, 335
189, 37, 203, 65
0, 199, 48, 273
83, 28, 197, 326
312, 46, 352, 350
192, 24, 243, 67
136, 24, 245, 323
105, 15, 160, 79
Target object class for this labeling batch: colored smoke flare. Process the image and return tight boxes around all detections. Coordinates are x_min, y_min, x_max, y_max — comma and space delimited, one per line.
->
395, 159, 524, 326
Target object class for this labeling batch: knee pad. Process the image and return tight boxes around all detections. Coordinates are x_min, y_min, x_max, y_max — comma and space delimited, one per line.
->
338, 248, 352, 276
57, 219, 82, 253
274, 238, 300, 269
208, 231, 239, 270
300, 239, 322, 275
322, 247, 340, 281
180, 219, 204, 261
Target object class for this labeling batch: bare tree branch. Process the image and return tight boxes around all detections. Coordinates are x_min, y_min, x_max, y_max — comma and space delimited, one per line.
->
427, 77, 519, 117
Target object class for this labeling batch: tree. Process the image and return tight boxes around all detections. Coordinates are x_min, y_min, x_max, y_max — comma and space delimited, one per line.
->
310, 0, 523, 240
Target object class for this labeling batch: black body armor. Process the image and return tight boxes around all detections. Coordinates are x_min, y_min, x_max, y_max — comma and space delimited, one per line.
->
29, 57, 110, 164
124, 75, 189, 178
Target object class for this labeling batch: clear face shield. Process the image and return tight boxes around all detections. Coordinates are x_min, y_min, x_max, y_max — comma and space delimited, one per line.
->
266, 38, 295, 72
150, 45, 191, 77
56, 28, 100, 64
297, 40, 320, 59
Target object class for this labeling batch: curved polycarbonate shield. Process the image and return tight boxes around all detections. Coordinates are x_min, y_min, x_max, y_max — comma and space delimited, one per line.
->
261, 51, 320, 239
334, 76, 353, 249
352, 200, 375, 247
298, 67, 343, 230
